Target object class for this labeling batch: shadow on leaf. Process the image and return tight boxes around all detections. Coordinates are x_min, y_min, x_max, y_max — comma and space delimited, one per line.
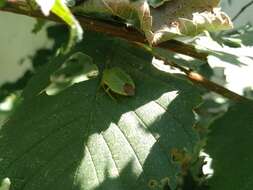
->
0, 32, 201, 190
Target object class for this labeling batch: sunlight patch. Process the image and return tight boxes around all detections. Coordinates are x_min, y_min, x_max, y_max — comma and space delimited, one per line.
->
200, 151, 214, 178
0, 178, 11, 190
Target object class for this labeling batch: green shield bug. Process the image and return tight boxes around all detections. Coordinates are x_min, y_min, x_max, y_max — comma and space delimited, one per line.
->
101, 67, 135, 98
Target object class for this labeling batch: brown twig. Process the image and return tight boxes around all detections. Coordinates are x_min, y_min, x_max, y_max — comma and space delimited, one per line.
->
1, 0, 208, 61
0, 0, 248, 101
154, 55, 248, 102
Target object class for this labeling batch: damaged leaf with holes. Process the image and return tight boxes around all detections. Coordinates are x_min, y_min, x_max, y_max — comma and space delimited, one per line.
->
73, 0, 232, 44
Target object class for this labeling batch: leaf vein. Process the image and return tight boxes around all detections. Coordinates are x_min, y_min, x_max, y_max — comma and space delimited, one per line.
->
154, 100, 195, 147
100, 133, 121, 176
114, 122, 144, 169
86, 144, 101, 184
4, 115, 83, 174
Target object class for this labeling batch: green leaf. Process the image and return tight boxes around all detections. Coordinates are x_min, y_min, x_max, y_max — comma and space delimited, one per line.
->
52, 0, 83, 49
46, 52, 99, 95
205, 101, 253, 190
35, 0, 83, 50
0, 32, 201, 190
